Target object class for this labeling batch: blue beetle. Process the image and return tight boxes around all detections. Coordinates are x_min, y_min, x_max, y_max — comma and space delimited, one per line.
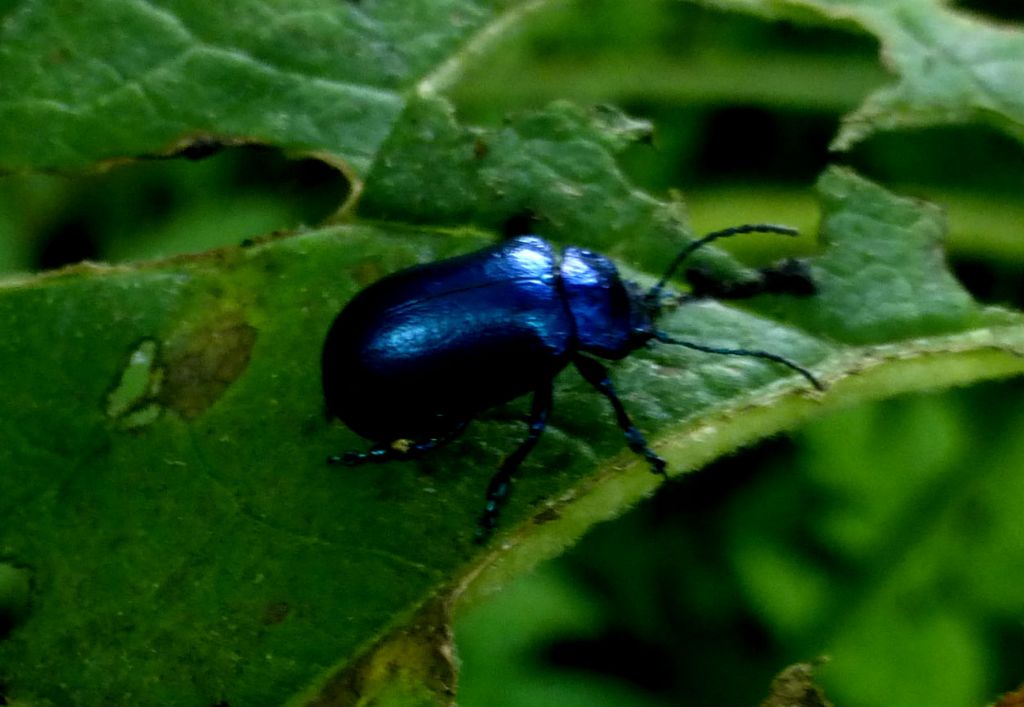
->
322, 225, 822, 538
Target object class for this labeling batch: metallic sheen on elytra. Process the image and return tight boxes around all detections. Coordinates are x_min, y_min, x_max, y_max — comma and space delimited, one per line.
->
322, 228, 822, 539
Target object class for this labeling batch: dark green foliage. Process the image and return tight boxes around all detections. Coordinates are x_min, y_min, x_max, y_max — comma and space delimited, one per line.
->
1, 1, 1023, 706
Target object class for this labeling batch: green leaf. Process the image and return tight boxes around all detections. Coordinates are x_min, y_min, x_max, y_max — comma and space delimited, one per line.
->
2, 155, 1023, 704
0, 0, 547, 175
783, 167, 980, 343
693, 0, 1024, 148
361, 96, 750, 278
2, 3, 1024, 704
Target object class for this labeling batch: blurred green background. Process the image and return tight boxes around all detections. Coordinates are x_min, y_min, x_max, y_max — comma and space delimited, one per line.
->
2, 1, 1022, 705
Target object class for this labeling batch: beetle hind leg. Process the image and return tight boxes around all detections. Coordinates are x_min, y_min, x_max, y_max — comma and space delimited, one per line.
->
329, 420, 469, 466
476, 379, 554, 542
573, 355, 667, 477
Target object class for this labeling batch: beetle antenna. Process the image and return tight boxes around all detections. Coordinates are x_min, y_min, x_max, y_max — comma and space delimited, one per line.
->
654, 330, 824, 391
648, 224, 799, 300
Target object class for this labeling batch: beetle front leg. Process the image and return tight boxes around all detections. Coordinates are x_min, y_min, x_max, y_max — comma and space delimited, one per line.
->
573, 355, 667, 477
329, 420, 469, 466
477, 379, 554, 541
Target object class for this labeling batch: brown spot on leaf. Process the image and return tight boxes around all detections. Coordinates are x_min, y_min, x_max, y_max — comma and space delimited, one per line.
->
996, 684, 1024, 707
160, 312, 257, 419
759, 660, 833, 707
305, 598, 456, 707
533, 507, 561, 524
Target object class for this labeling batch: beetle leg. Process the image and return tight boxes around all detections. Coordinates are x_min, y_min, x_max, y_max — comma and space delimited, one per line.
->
573, 355, 667, 478
329, 420, 469, 466
654, 331, 824, 391
477, 379, 554, 541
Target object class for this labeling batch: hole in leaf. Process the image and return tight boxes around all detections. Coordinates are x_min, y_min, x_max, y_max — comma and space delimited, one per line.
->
2, 145, 348, 274
105, 338, 163, 430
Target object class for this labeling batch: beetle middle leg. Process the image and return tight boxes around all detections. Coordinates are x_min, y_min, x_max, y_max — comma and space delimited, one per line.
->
573, 355, 667, 477
477, 379, 554, 540
329, 420, 469, 466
